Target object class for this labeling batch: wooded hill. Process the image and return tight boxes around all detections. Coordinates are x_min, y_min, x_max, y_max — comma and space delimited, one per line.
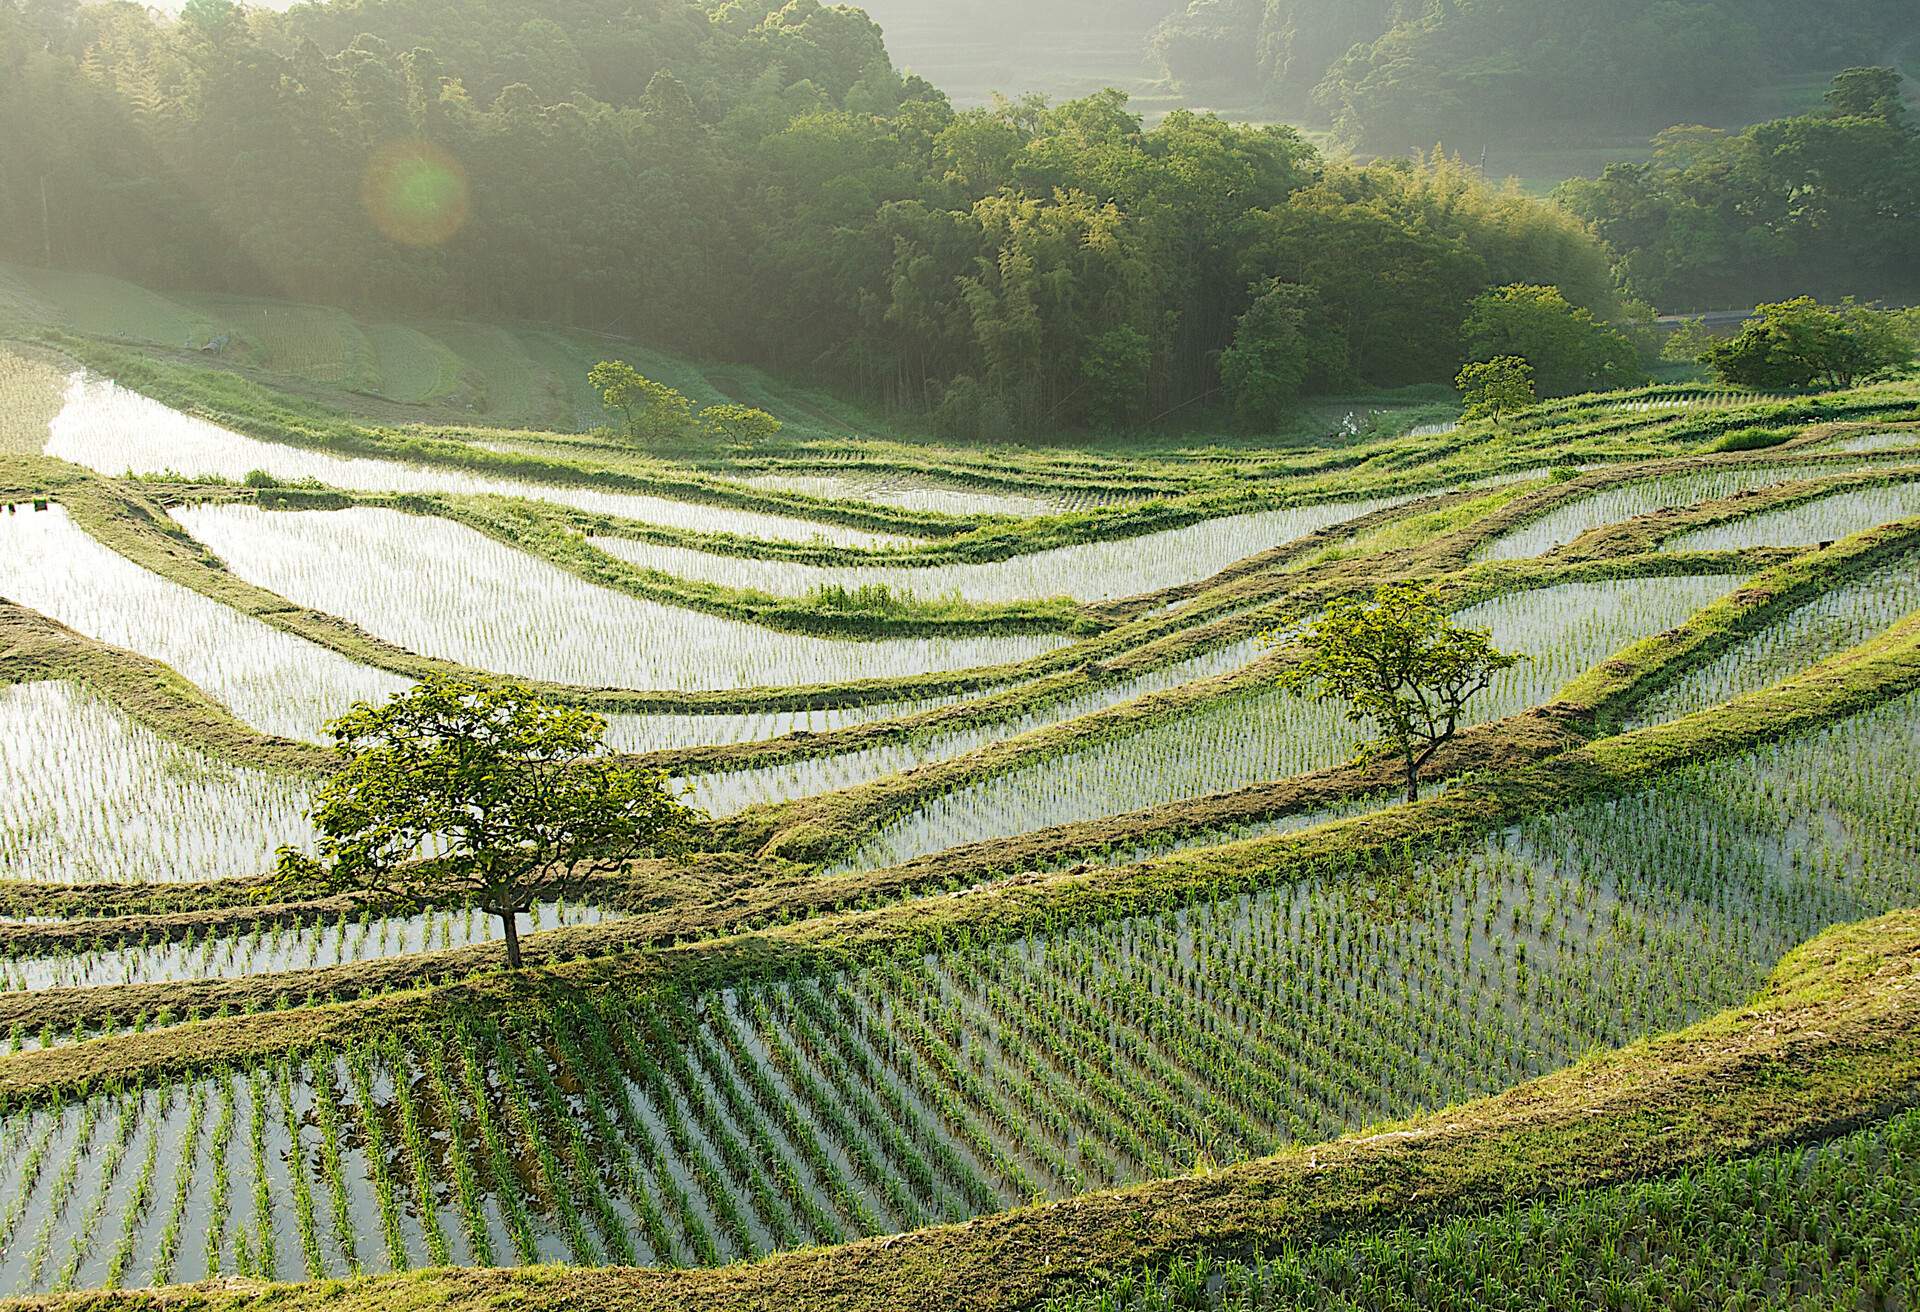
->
1, 0, 1620, 435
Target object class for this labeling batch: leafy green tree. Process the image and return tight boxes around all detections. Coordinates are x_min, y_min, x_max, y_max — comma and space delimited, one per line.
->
1558, 70, 1919, 308
1218, 279, 1346, 425
1080, 326, 1152, 431
277, 677, 699, 970
1701, 299, 1914, 390
1456, 356, 1536, 423
1276, 584, 1524, 804
1826, 66, 1906, 124
699, 402, 783, 445
1660, 318, 1717, 365
588, 361, 696, 447
1462, 285, 1646, 396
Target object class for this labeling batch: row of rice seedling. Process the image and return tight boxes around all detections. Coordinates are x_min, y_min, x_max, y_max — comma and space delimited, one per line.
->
0, 504, 408, 742
0, 682, 313, 884
1035, 1105, 1920, 1311
828, 576, 1735, 871
600, 688, 989, 755
170, 506, 1068, 691
1623, 554, 1920, 728
685, 639, 1266, 817
590, 495, 1424, 604
1472, 465, 1886, 560
734, 471, 1078, 519
43, 377, 904, 548
0, 901, 616, 993
1659, 480, 1920, 552
1820, 429, 1920, 454
10, 688, 1906, 1288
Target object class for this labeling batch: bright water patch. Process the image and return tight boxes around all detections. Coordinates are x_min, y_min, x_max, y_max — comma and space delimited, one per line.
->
0, 503, 407, 741
592, 494, 1424, 603
172, 505, 1069, 692
46, 376, 906, 547
0, 682, 312, 884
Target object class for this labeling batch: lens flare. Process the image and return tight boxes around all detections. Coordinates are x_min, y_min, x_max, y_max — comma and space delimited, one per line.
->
361, 140, 471, 248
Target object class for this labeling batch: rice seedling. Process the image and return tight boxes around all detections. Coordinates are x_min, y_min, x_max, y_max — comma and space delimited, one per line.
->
598, 688, 989, 755
171, 505, 1066, 691
1623, 554, 1920, 728
686, 639, 1264, 816
0, 348, 66, 456
44, 377, 905, 547
1034, 1104, 1920, 1311
1659, 480, 1920, 552
735, 471, 1074, 519
1472, 466, 1881, 560
829, 576, 1734, 870
0, 681, 313, 884
0, 900, 617, 992
590, 494, 1423, 603
1819, 429, 1920, 454
0, 504, 408, 741
5, 685, 1896, 1291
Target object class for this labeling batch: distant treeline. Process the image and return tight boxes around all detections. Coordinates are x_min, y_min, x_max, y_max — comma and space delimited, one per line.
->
1151, 0, 1914, 151
0, 0, 1631, 433
1556, 68, 1920, 311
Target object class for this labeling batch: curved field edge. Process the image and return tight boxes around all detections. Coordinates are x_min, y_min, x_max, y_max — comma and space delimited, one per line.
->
2, 904, 1916, 1312
0, 464, 1837, 780
2, 519, 1910, 945
1, 602, 1915, 1096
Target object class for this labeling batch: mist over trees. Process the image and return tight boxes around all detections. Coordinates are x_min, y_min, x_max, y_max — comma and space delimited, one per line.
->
1556, 70, 1920, 310
1151, 0, 1914, 151
0, 0, 1631, 435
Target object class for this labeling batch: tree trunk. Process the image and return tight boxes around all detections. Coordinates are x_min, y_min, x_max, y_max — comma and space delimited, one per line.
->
500, 908, 522, 970
1405, 753, 1421, 805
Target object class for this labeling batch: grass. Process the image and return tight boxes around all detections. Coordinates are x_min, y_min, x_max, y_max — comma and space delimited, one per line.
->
7, 287, 1920, 1305
2, 900, 1916, 1308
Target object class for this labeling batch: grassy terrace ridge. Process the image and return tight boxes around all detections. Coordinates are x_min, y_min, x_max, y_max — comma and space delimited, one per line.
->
1, 510, 1908, 934
9, 436, 1896, 744
2, 520, 1914, 1027
44, 342, 1920, 565
3, 904, 1917, 1312
1, 595, 1915, 1095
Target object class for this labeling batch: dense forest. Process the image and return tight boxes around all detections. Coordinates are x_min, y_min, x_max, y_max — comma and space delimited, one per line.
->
1152, 0, 1915, 151
0, 0, 1623, 433
1557, 68, 1920, 310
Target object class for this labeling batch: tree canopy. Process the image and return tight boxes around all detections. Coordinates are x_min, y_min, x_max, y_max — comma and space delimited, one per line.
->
1456, 357, 1537, 424
0, 0, 1630, 434
1701, 299, 1914, 391
1275, 584, 1524, 804
1462, 285, 1647, 398
1556, 70, 1920, 309
279, 676, 700, 969
1150, 0, 1912, 154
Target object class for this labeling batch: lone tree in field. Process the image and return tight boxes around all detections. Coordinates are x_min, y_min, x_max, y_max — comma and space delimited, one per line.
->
589, 360, 696, 447
1456, 355, 1536, 424
1276, 584, 1523, 804
278, 676, 699, 969
699, 402, 782, 445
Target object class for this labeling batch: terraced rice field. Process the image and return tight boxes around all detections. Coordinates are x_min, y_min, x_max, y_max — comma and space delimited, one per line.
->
47, 377, 905, 547
0, 682, 313, 884
1659, 478, 1920, 551
170, 505, 1067, 690
591, 494, 1421, 603
0, 504, 407, 741
1472, 466, 1889, 559
3, 693, 1914, 1286
825, 576, 1736, 870
3, 353, 1920, 1307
